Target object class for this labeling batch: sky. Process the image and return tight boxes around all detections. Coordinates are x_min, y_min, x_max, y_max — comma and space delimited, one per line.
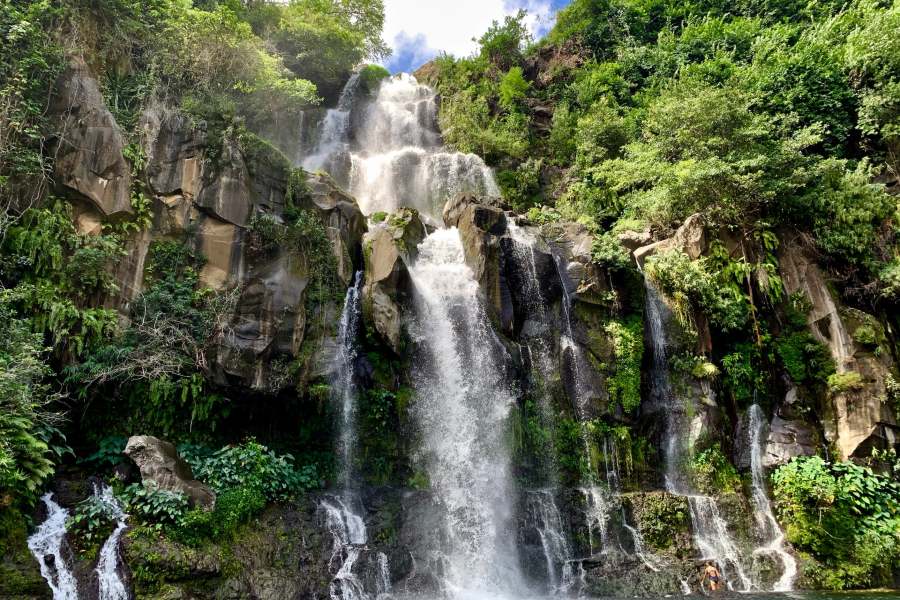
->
381, 0, 572, 74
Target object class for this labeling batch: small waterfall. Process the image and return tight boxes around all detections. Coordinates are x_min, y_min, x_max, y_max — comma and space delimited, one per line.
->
334, 271, 365, 489
27, 494, 79, 600
748, 404, 797, 591
644, 278, 753, 591
321, 272, 391, 600
93, 483, 129, 600
524, 489, 573, 592
321, 495, 369, 600
302, 72, 362, 177
408, 228, 526, 598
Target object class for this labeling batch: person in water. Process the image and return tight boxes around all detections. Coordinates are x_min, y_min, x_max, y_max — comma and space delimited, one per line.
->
703, 561, 722, 592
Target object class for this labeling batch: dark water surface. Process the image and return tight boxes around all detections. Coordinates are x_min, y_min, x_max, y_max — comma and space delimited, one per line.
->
392, 592, 900, 600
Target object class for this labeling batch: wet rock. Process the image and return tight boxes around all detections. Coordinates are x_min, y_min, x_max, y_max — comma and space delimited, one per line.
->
53, 57, 132, 217
124, 436, 215, 509
363, 208, 425, 353
457, 203, 511, 328
780, 240, 898, 459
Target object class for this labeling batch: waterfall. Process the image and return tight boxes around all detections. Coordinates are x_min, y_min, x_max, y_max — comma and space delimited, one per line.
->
334, 271, 365, 489
302, 72, 362, 178
643, 278, 753, 591
27, 494, 79, 600
320, 272, 391, 600
524, 489, 573, 592
93, 483, 129, 600
301, 73, 498, 222
407, 228, 526, 598
748, 404, 797, 591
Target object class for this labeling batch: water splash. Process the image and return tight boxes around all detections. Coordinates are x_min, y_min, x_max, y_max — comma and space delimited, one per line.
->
93, 483, 129, 600
333, 271, 365, 489
27, 494, 79, 600
644, 277, 753, 591
748, 404, 797, 591
408, 228, 526, 598
524, 489, 572, 592
302, 73, 498, 222
321, 495, 369, 600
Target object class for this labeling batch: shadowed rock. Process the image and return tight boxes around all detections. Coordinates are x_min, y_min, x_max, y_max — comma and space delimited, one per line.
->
124, 436, 215, 509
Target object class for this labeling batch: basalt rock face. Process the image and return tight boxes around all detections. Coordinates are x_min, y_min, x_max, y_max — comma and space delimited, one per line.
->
47, 62, 368, 393
53, 57, 133, 218
779, 240, 899, 460
362, 208, 426, 353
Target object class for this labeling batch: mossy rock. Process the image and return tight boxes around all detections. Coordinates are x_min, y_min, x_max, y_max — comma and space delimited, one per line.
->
0, 508, 49, 599
623, 491, 691, 553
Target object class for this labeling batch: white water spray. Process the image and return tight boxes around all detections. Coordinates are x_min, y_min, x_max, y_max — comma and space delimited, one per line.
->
94, 483, 129, 600
748, 404, 797, 591
27, 494, 79, 600
644, 278, 753, 591
408, 228, 526, 598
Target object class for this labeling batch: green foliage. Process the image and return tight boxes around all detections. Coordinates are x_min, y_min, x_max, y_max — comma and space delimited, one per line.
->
772, 456, 900, 589
171, 486, 266, 546
604, 317, 644, 412
0, 293, 64, 503
498, 67, 530, 110
630, 492, 690, 551
827, 371, 864, 394
478, 10, 531, 69
120, 483, 190, 529
0, 0, 64, 215
357, 64, 390, 96
775, 331, 835, 388
1, 202, 123, 356
67, 493, 117, 547
591, 233, 632, 271
646, 250, 748, 334
691, 447, 741, 495
497, 158, 543, 211
186, 440, 319, 502
79, 436, 128, 470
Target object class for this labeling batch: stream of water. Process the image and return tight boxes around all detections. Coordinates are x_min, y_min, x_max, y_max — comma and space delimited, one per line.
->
28, 494, 79, 600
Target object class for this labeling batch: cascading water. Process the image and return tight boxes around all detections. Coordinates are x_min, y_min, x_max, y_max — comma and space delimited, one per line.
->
320, 272, 391, 600
524, 489, 573, 592
93, 483, 130, 600
302, 73, 498, 222
302, 72, 361, 178
408, 228, 526, 598
27, 494, 79, 600
643, 278, 752, 591
748, 404, 797, 591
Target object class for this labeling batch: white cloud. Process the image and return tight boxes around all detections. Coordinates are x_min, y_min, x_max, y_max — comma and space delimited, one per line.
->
381, 0, 559, 73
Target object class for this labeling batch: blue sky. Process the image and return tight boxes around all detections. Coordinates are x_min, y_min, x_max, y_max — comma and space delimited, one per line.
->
381, 0, 572, 73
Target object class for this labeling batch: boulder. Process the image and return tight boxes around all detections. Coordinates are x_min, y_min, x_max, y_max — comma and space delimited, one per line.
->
764, 415, 818, 468
633, 213, 706, 267
53, 57, 132, 217
124, 436, 215, 509
457, 203, 511, 328
363, 208, 426, 353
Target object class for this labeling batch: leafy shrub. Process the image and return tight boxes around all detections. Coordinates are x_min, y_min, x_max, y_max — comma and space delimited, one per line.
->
691, 447, 741, 495
187, 440, 319, 502
119, 483, 189, 529
772, 456, 900, 589
604, 317, 644, 412
79, 436, 128, 470
775, 331, 835, 387
0, 294, 61, 503
591, 233, 632, 271
171, 486, 266, 546
498, 67, 530, 110
827, 372, 864, 394
67, 493, 118, 546
497, 159, 542, 212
